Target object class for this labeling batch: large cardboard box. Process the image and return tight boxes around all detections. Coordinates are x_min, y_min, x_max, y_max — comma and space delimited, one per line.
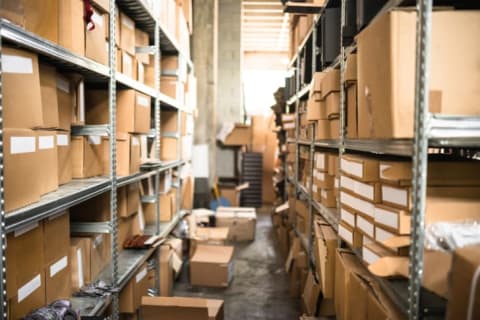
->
86, 233, 112, 280
302, 271, 321, 316
118, 90, 151, 134
36, 130, 59, 195
4, 128, 41, 212
39, 64, 59, 128
158, 246, 174, 296
71, 136, 103, 178
58, 0, 85, 56
119, 263, 149, 313
24, 0, 58, 43
56, 131, 72, 185
447, 244, 480, 320
141, 296, 224, 320
85, 8, 108, 65
160, 190, 176, 222
190, 227, 229, 258
160, 137, 179, 161
70, 237, 91, 292
6, 222, 44, 299
3, 47, 43, 129
8, 273, 46, 320
216, 207, 257, 241
45, 255, 71, 303
357, 10, 480, 138
190, 245, 234, 288
120, 12, 136, 55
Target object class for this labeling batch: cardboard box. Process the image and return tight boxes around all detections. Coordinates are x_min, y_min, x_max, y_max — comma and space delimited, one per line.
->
374, 204, 410, 235
126, 182, 140, 217
36, 130, 58, 195
160, 137, 179, 161
314, 171, 334, 189
97, 134, 130, 177
190, 227, 229, 257
320, 69, 340, 99
316, 120, 330, 140
43, 213, 70, 268
218, 185, 243, 207
302, 271, 321, 316
87, 233, 112, 280
118, 213, 142, 251
9, 273, 46, 320
181, 176, 194, 210
221, 124, 252, 146
341, 154, 379, 182
39, 64, 59, 128
70, 237, 91, 292
4, 128, 41, 212
56, 131, 72, 185
216, 207, 256, 241
306, 98, 325, 121
315, 224, 336, 300
122, 51, 136, 79
346, 84, 358, 139
119, 263, 149, 313
447, 244, 480, 320
56, 75, 74, 131
160, 190, 176, 222
120, 12, 136, 55
362, 241, 392, 266
340, 175, 381, 203
45, 254, 71, 303
3, 46, 43, 129
190, 245, 234, 288
357, 10, 480, 138
24, 0, 58, 43
329, 116, 340, 139
85, 8, 108, 65
338, 221, 362, 249
141, 296, 224, 320
6, 222, 44, 299
321, 189, 336, 208
71, 136, 103, 178
161, 110, 180, 133
356, 214, 375, 239
340, 190, 375, 220
325, 92, 340, 117
344, 53, 357, 82
135, 28, 150, 64
119, 90, 151, 134
71, 189, 127, 222
58, 0, 85, 56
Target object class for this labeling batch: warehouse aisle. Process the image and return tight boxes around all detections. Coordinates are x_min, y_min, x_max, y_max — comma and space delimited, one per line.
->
174, 207, 300, 319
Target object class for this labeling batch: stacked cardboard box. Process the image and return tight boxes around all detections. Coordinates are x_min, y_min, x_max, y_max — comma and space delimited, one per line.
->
286, 236, 309, 298
282, 113, 296, 139
216, 207, 257, 242
141, 296, 224, 320
313, 151, 339, 209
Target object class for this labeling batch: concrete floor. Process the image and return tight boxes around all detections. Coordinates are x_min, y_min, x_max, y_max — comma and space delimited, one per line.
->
174, 207, 301, 319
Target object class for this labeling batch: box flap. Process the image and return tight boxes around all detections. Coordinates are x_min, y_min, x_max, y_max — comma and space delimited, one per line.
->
191, 245, 234, 264
195, 227, 229, 241
207, 299, 224, 318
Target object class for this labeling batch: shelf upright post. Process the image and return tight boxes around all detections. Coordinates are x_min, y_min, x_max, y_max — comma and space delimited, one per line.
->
409, 0, 433, 318
0, 23, 7, 320
108, 0, 119, 317
293, 50, 301, 230
338, 0, 346, 213
153, 19, 162, 296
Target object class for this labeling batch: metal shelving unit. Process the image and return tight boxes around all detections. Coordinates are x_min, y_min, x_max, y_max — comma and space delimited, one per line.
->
0, 0, 194, 318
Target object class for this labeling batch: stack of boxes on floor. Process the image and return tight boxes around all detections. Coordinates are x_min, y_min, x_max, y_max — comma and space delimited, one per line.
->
306, 69, 340, 140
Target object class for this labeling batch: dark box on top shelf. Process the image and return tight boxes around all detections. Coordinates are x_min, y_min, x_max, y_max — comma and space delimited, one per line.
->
321, 7, 340, 67
70, 188, 127, 222
356, 0, 385, 31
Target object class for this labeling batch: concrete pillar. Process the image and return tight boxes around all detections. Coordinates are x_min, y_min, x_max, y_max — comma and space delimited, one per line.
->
193, 0, 218, 183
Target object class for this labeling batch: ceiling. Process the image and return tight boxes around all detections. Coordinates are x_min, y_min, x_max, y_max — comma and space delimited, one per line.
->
241, 0, 289, 53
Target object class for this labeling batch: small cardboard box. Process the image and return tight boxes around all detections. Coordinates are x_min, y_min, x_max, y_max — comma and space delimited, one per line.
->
120, 12, 136, 55
36, 130, 59, 195
340, 175, 381, 203
71, 136, 103, 178
341, 154, 379, 182
85, 8, 108, 65
4, 128, 41, 212
338, 221, 362, 249
3, 46, 43, 129
118, 90, 151, 134
56, 131, 72, 185
374, 204, 410, 235
39, 63, 59, 128
190, 245, 234, 288
70, 237, 91, 292
160, 190, 176, 222
216, 207, 257, 241
340, 190, 375, 220
160, 137, 179, 161
320, 69, 340, 99
141, 296, 224, 320
119, 263, 149, 313
58, 0, 85, 56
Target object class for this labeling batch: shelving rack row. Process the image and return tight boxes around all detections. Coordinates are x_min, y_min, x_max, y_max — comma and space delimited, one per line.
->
0, 0, 194, 318
284, 0, 480, 319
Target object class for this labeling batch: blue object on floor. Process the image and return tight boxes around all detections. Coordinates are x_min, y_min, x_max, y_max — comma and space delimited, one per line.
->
210, 197, 230, 211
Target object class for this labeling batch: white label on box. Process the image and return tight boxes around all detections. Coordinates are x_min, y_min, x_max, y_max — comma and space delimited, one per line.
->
88, 135, 102, 145
18, 274, 41, 303
3, 55, 33, 74
77, 248, 84, 288
382, 185, 408, 207
375, 226, 395, 243
137, 95, 149, 107
123, 53, 133, 74
340, 175, 356, 192
357, 215, 374, 238
39, 136, 55, 150
138, 209, 145, 231
57, 134, 69, 146
321, 190, 327, 199
341, 207, 355, 227
375, 206, 398, 229
315, 153, 326, 170
50, 256, 68, 277
312, 184, 318, 193
338, 224, 353, 245
335, 178, 339, 189
340, 191, 374, 218
275, 201, 289, 213
56, 77, 70, 93
341, 158, 363, 178
135, 267, 147, 283
316, 172, 325, 181
362, 246, 380, 265
132, 136, 140, 146
93, 234, 103, 248
11, 136, 36, 154
122, 15, 134, 29
379, 164, 391, 180
14, 222, 39, 237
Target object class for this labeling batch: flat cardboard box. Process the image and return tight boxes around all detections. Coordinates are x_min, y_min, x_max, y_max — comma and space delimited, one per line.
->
43, 212, 70, 268
36, 130, 59, 195
338, 221, 362, 249
4, 128, 41, 212
71, 136, 103, 178
157, 246, 174, 296
320, 69, 340, 99
215, 207, 257, 241
56, 74, 74, 131
56, 131, 72, 185
58, 0, 85, 56
356, 214, 375, 239
340, 206, 356, 228
141, 296, 224, 320
362, 241, 392, 266
45, 255, 71, 303
119, 263, 149, 313
9, 273, 46, 320
334, 249, 362, 320
314, 152, 329, 171
120, 12, 136, 55
341, 190, 375, 220
3, 46, 43, 129
447, 244, 480, 320
222, 124, 252, 146
190, 245, 234, 288
85, 8, 108, 65
316, 224, 337, 299
357, 10, 480, 138
24, 0, 58, 43
39, 64, 59, 128
70, 237, 91, 292
340, 175, 381, 203
346, 84, 358, 138
316, 120, 330, 140
374, 204, 410, 235
325, 92, 339, 117
6, 222, 44, 299
341, 154, 379, 182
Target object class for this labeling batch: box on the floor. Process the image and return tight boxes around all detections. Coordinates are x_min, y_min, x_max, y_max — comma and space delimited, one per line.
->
190, 245, 234, 288
189, 227, 230, 257
141, 296, 224, 320
215, 207, 257, 241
